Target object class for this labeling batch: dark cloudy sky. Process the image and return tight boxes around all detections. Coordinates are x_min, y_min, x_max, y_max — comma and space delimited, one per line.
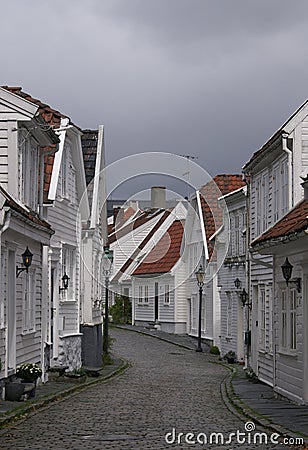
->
2, 0, 308, 197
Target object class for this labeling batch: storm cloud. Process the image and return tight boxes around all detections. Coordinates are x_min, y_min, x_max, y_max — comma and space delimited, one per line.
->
1, 0, 308, 196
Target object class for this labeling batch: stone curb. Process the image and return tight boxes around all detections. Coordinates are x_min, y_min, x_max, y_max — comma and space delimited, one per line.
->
220, 363, 308, 446
0, 358, 130, 430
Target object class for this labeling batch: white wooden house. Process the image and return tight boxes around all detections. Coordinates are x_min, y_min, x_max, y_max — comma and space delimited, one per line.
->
243, 98, 308, 387
2, 87, 93, 372
250, 176, 308, 405
131, 219, 187, 333
109, 187, 186, 302
0, 86, 59, 387
80, 127, 108, 367
216, 185, 247, 362
185, 175, 245, 346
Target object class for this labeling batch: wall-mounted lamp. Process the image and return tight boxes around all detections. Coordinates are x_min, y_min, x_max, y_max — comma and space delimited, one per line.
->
240, 288, 251, 308
59, 273, 70, 293
16, 246, 33, 278
234, 278, 242, 290
281, 257, 301, 293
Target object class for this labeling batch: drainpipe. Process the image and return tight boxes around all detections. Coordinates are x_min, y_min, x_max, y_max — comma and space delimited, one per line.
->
282, 132, 293, 209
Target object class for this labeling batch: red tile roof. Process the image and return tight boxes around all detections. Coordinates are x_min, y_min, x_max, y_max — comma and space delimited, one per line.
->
1, 86, 76, 203
200, 175, 246, 259
133, 220, 184, 275
81, 130, 98, 186
111, 210, 171, 282
251, 199, 308, 248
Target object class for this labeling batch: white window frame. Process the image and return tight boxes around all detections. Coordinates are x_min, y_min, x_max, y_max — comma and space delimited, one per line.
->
272, 164, 280, 222
0, 248, 5, 329
280, 288, 297, 353
61, 145, 69, 199
22, 268, 36, 334
138, 285, 143, 305
60, 246, 76, 301
164, 284, 170, 304
281, 160, 288, 216
226, 292, 232, 337
144, 285, 149, 304
19, 131, 39, 211
234, 214, 240, 256
259, 286, 266, 350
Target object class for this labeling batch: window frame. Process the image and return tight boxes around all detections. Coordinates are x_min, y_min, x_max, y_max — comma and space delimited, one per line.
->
22, 268, 36, 334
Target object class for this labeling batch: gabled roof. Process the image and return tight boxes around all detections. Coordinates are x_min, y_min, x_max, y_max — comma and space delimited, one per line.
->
243, 99, 308, 172
108, 208, 163, 244
1, 86, 77, 203
251, 199, 308, 248
199, 174, 246, 258
111, 210, 171, 282
133, 220, 184, 275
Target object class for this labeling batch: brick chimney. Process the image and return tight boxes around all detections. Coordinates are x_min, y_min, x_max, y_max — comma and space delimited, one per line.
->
151, 186, 166, 209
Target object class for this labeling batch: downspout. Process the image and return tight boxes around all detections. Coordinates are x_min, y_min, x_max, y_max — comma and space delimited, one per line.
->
282, 132, 293, 209
242, 173, 251, 369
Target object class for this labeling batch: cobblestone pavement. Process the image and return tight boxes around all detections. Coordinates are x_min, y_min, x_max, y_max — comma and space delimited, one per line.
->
0, 328, 302, 450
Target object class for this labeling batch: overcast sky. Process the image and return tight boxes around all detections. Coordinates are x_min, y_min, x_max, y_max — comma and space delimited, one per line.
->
2, 0, 308, 198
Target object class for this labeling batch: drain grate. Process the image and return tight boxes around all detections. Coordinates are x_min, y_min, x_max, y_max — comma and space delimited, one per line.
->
169, 352, 184, 356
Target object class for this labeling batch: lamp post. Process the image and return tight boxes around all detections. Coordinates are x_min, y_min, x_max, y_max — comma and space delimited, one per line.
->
103, 245, 114, 357
195, 264, 205, 352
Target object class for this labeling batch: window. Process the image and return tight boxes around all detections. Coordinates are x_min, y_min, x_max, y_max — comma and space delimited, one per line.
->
61, 246, 76, 301
290, 290, 297, 350
226, 292, 232, 337
22, 269, 36, 334
144, 285, 149, 304
19, 131, 39, 210
281, 160, 288, 216
242, 212, 247, 256
0, 249, 5, 329
273, 165, 280, 222
234, 215, 240, 256
61, 146, 68, 198
164, 284, 170, 304
281, 288, 297, 352
256, 177, 262, 236
138, 286, 143, 304
259, 287, 266, 349
262, 175, 268, 231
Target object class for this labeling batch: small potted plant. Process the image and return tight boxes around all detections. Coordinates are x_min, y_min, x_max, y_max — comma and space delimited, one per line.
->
224, 350, 236, 364
16, 363, 42, 382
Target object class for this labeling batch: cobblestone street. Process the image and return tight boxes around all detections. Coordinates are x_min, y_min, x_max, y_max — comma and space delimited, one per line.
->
0, 328, 299, 449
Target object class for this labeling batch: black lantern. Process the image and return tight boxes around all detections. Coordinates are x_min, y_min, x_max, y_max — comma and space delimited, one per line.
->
195, 265, 205, 287
103, 245, 114, 264
240, 288, 250, 308
59, 273, 70, 292
281, 257, 301, 293
16, 246, 33, 277
234, 278, 241, 290
281, 257, 293, 286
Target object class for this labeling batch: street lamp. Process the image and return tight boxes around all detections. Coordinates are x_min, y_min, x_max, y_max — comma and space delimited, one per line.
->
16, 246, 33, 277
103, 245, 114, 357
281, 257, 301, 293
195, 264, 205, 352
